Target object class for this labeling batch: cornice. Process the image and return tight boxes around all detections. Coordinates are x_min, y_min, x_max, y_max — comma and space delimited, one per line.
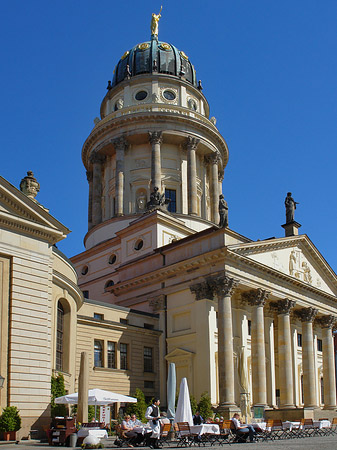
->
53, 270, 84, 310
81, 109, 228, 169
0, 210, 66, 244
0, 191, 37, 222
227, 249, 337, 302
108, 247, 226, 296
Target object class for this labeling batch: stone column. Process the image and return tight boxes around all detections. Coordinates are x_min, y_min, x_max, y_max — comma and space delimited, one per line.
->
318, 315, 337, 409
113, 136, 128, 216
86, 171, 93, 230
149, 131, 163, 192
210, 274, 238, 411
186, 136, 200, 216
298, 307, 318, 407
89, 152, 105, 226
210, 153, 220, 224
243, 288, 269, 406
277, 298, 296, 408
149, 295, 166, 404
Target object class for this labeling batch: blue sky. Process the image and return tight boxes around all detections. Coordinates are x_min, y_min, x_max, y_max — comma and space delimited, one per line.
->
1, 1, 336, 272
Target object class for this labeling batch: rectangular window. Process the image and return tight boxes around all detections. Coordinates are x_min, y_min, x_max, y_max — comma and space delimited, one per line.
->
56, 303, 64, 371
94, 313, 104, 320
297, 333, 302, 347
94, 340, 103, 367
144, 380, 154, 389
120, 318, 128, 325
82, 290, 89, 299
165, 189, 176, 213
107, 341, 116, 369
317, 339, 323, 352
248, 320, 251, 336
144, 347, 153, 372
144, 323, 154, 330
120, 343, 128, 370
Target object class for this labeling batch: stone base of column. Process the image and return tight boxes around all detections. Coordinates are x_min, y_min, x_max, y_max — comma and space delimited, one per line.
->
217, 404, 240, 419
279, 404, 296, 409
323, 405, 337, 410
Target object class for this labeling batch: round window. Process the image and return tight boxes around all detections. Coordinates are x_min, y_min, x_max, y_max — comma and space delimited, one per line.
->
163, 90, 176, 101
134, 239, 144, 251
109, 254, 117, 265
81, 265, 88, 275
135, 91, 148, 101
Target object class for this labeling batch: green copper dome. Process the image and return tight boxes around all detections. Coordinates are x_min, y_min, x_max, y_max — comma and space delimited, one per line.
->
111, 38, 197, 88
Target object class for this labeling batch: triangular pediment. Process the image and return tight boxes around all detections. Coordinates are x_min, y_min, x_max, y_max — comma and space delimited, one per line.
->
0, 176, 70, 243
228, 235, 337, 297
165, 348, 195, 361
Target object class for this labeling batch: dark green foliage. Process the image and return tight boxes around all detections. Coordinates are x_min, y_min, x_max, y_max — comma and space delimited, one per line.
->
197, 392, 213, 421
190, 395, 198, 415
124, 388, 147, 422
51, 373, 68, 418
0, 406, 21, 432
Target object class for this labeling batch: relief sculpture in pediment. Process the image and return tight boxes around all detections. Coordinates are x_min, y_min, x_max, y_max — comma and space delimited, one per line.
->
289, 249, 312, 285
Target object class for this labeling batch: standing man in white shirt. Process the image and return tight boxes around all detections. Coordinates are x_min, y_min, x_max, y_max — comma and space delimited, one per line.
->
145, 398, 161, 448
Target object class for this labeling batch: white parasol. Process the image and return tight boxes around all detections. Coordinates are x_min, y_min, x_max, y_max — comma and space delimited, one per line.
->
174, 378, 193, 426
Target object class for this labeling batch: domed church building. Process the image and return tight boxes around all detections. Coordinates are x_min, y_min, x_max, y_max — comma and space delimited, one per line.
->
71, 14, 337, 422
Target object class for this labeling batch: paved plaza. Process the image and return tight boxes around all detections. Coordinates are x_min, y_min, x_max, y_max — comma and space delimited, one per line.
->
0, 435, 336, 450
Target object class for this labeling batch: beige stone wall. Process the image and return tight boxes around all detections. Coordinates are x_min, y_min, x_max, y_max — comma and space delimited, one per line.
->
76, 301, 160, 402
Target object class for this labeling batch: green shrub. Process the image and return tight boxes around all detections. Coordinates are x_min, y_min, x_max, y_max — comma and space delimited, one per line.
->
0, 406, 21, 432
51, 373, 68, 418
125, 388, 147, 422
190, 395, 198, 415
197, 392, 213, 421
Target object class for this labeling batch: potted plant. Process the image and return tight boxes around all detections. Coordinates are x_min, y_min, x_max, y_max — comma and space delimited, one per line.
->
0, 406, 21, 441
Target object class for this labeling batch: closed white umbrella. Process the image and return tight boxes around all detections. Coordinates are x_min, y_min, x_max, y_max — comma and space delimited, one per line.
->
167, 363, 176, 421
174, 378, 193, 426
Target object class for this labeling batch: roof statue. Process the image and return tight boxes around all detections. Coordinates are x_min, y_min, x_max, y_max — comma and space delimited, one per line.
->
285, 192, 299, 224
151, 6, 162, 38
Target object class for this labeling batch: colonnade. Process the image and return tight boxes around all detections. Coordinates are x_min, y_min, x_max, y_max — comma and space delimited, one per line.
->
87, 133, 222, 228
190, 274, 337, 413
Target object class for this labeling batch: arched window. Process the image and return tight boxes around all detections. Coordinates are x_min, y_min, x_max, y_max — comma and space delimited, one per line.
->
56, 302, 64, 371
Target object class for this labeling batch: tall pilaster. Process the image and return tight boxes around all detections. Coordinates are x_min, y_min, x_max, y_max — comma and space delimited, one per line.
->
149, 131, 163, 192
89, 152, 105, 226
243, 288, 269, 406
277, 298, 296, 408
297, 307, 318, 408
211, 274, 237, 409
113, 136, 128, 216
186, 136, 200, 216
318, 315, 337, 409
210, 153, 220, 224
86, 171, 93, 230
149, 295, 166, 404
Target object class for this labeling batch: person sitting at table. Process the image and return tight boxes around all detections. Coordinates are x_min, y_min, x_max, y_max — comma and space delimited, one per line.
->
215, 417, 220, 423
206, 417, 213, 424
231, 413, 256, 443
121, 414, 137, 447
193, 411, 204, 425
130, 414, 142, 427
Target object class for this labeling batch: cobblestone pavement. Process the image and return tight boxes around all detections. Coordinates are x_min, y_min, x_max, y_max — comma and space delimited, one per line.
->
0, 435, 336, 450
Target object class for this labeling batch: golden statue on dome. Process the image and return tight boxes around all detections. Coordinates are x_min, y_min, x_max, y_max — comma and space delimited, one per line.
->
151, 6, 162, 37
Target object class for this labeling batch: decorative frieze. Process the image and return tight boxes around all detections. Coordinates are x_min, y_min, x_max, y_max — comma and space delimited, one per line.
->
148, 131, 163, 145
149, 295, 165, 312
316, 315, 336, 329
242, 288, 269, 307
296, 306, 318, 323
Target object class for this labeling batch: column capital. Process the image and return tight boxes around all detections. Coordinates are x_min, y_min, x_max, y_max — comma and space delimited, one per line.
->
190, 281, 214, 301
277, 298, 296, 315
184, 136, 200, 151
296, 306, 318, 323
112, 135, 128, 151
148, 131, 163, 145
149, 294, 165, 312
316, 314, 336, 329
208, 274, 238, 298
86, 171, 93, 182
218, 168, 224, 182
242, 288, 269, 307
89, 152, 106, 164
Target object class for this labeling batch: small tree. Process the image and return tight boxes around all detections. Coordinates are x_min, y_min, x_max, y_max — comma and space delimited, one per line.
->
51, 373, 68, 418
190, 395, 198, 415
124, 389, 147, 422
197, 392, 213, 421
0, 406, 21, 432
